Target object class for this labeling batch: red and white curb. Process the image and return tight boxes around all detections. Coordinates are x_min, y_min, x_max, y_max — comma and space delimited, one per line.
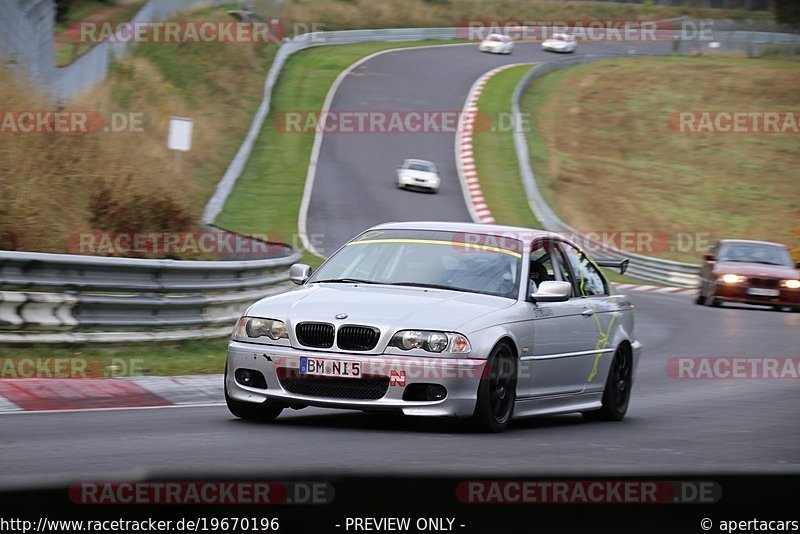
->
455, 63, 534, 225
0, 374, 223, 413
613, 283, 696, 295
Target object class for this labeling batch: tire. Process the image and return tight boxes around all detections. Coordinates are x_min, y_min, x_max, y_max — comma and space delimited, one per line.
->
695, 291, 705, 305
582, 346, 632, 422
705, 287, 720, 307
470, 342, 517, 432
225, 370, 284, 422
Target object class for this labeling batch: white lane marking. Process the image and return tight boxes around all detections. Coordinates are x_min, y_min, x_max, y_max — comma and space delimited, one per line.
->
0, 395, 22, 412
0, 402, 227, 416
297, 41, 483, 258
455, 62, 536, 224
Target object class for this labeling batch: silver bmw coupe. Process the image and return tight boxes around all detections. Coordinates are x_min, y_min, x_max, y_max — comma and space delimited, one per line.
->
225, 222, 641, 432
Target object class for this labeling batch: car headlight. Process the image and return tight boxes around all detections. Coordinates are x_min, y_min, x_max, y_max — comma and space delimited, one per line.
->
390, 330, 471, 354
232, 316, 288, 343
719, 273, 746, 284
782, 279, 800, 289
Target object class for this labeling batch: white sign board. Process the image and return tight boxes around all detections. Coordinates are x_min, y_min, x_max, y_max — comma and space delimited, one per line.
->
167, 117, 193, 152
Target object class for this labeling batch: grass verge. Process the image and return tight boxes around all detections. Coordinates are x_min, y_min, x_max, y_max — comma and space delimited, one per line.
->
473, 64, 654, 286
215, 40, 458, 268
0, 338, 228, 377
520, 55, 800, 264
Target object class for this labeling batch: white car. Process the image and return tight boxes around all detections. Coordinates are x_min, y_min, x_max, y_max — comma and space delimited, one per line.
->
542, 33, 577, 53
396, 159, 440, 193
479, 34, 514, 55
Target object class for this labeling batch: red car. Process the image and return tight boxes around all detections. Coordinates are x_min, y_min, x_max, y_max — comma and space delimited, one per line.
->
697, 239, 800, 311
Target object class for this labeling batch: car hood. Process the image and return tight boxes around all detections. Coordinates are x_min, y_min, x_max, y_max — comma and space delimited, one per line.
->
714, 262, 799, 279
246, 283, 514, 333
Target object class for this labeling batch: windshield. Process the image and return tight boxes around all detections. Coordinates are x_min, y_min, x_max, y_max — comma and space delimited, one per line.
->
406, 162, 433, 172
717, 243, 793, 266
310, 229, 522, 298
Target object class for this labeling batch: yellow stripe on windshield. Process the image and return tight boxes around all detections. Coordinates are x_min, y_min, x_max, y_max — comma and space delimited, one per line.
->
347, 238, 522, 258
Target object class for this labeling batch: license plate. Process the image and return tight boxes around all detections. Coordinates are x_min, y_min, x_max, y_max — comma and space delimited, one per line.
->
747, 287, 779, 297
300, 357, 362, 378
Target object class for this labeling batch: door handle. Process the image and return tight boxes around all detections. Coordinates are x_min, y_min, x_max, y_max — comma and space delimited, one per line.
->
581, 308, 596, 317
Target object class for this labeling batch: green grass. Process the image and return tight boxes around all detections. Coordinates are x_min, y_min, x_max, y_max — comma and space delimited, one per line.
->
519, 55, 800, 263
0, 338, 229, 377
472, 64, 664, 287
215, 40, 458, 268
473, 65, 541, 229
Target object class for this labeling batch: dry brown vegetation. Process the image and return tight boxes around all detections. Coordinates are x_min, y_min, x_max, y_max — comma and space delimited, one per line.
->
280, 0, 769, 31
522, 56, 800, 262
1, 7, 274, 255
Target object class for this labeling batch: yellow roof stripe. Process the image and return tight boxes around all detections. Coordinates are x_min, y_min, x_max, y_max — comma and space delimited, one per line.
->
347, 238, 522, 258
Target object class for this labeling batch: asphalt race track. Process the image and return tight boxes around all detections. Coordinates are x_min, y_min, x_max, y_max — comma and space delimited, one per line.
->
2, 291, 798, 485
2, 40, 798, 486
305, 41, 670, 255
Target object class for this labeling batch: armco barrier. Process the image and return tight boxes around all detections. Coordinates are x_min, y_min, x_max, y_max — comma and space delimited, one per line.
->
0, 247, 301, 343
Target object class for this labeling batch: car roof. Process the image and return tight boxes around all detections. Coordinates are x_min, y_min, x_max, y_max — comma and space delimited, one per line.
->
718, 239, 787, 248
403, 158, 434, 166
369, 221, 558, 244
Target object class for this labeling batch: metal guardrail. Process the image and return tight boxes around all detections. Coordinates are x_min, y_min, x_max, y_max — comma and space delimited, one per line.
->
0, 248, 301, 343
511, 54, 703, 287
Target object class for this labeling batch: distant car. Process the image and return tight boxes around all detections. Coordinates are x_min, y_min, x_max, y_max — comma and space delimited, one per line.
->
396, 159, 440, 193
542, 33, 577, 53
479, 34, 514, 55
696, 239, 800, 311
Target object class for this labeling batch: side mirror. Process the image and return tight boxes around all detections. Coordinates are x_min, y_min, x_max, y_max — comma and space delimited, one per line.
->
289, 263, 312, 285
530, 281, 572, 302
704, 253, 715, 261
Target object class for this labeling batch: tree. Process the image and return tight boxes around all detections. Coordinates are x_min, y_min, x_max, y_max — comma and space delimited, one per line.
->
774, 0, 800, 26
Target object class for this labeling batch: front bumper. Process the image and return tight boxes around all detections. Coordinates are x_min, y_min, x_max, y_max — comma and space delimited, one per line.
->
713, 284, 800, 308
226, 341, 486, 417
397, 175, 440, 191
542, 44, 573, 53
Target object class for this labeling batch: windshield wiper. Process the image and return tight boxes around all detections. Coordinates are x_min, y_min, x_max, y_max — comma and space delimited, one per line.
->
315, 278, 379, 284
391, 282, 472, 293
